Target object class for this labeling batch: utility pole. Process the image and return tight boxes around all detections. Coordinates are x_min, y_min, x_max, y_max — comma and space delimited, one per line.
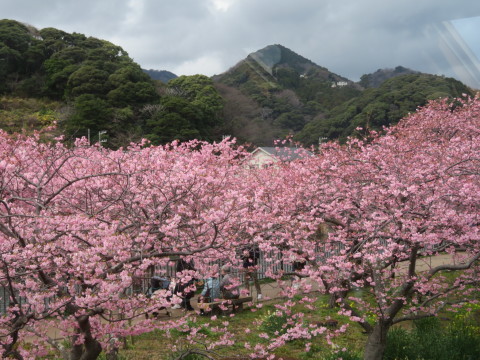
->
98, 130, 107, 147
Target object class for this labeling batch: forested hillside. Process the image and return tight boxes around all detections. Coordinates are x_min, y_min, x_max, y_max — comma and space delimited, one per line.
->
214, 44, 474, 146
214, 44, 362, 145
0, 19, 227, 147
295, 73, 472, 145
0, 19, 158, 146
0, 20, 475, 148
359, 66, 419, 88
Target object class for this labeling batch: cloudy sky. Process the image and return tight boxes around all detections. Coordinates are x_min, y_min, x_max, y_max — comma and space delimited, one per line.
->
2, 0, 480, 87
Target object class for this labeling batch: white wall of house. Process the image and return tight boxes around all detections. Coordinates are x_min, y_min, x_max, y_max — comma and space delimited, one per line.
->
249, 150, 278, 168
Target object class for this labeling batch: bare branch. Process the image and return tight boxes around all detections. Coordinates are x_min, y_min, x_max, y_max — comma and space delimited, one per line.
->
428, 251, 480, 278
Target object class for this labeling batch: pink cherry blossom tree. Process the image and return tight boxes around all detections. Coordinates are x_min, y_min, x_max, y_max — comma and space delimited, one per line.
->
0, 95, 478, 360
0, 133, 254, 359
259, 96, 480, 360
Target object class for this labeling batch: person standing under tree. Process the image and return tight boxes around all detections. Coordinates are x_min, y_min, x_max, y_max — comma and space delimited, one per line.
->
172, 258, 195, 311
241, 244, 262, 300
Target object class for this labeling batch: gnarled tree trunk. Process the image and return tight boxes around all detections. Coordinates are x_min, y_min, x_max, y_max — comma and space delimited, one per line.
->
69, 315, 102, 360
363, 321, 390, 360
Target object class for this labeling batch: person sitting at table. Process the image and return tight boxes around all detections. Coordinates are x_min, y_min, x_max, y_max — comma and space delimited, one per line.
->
198, 276, 220, 304
219, 265, 240, 300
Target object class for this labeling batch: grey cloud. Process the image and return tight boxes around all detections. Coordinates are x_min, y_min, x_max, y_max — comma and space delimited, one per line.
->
1, 0, 480, 85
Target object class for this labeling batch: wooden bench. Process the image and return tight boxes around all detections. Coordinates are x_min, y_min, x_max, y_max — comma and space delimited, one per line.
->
145, 306, 172, 318
199, 296, 252, 315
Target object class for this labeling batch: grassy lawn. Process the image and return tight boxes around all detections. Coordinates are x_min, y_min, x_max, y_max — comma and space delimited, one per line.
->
39, 267, 479, 359
118, 300, 480, 360
119, 293, 367, 360
117, 276, 480, 360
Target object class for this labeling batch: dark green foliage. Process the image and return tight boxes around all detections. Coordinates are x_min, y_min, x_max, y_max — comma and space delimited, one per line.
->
383, 317, 480, 360
0, 19, 163, 147
383, 327, 418, 360
106, 65, 157, 106
143, 75, 224, 145
107, 81, 157, 107
66, 65, 110, 97
273, 111, 306, 131
43, 58, 80, 99
295, 73, 474, 145
168, 75, 223, 115
145, 96, 201, 144
66, 94, 112, 139
39, 27, 87, 56
276, 67, 301, 88
215, 44, 361, 145
0, 20, 46, 93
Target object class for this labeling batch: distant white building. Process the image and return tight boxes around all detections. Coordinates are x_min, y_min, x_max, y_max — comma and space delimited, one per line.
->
331, 81, 349, 88
249, 147, 313, 168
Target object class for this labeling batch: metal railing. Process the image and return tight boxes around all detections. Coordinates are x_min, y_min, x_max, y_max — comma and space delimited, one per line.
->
0, 241, 447, 314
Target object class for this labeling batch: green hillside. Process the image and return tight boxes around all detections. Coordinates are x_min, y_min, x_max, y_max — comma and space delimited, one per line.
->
213, 44, 474, 147
0, 19, 159, 145
214, 44, 362, 145
0, 19, 225, 147
0, 20, 475, 147
295, 73, 473, 145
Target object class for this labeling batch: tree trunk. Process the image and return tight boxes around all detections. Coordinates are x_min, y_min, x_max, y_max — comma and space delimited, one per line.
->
328, 293, 336, 308
69, 315, 102, 360
69, 337, 102, 360
79, 336, 102, 360
363, 322, 390, 360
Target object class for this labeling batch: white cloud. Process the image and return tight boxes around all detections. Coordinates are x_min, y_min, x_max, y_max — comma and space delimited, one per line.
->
124, 0, 145, 26
1, 0, 480, 85
209, 0, 236, 12
171, 53, 226, 76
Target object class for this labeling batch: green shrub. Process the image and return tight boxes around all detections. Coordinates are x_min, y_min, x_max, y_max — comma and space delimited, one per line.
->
441, 317, 480, 360
384, 316, 480, 360
383, 327, 415, 360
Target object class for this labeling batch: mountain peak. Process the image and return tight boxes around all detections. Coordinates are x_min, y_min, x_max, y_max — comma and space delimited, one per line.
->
247, 45, 282, 75
247, 44, 316, 76
359, 66, 420, 88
